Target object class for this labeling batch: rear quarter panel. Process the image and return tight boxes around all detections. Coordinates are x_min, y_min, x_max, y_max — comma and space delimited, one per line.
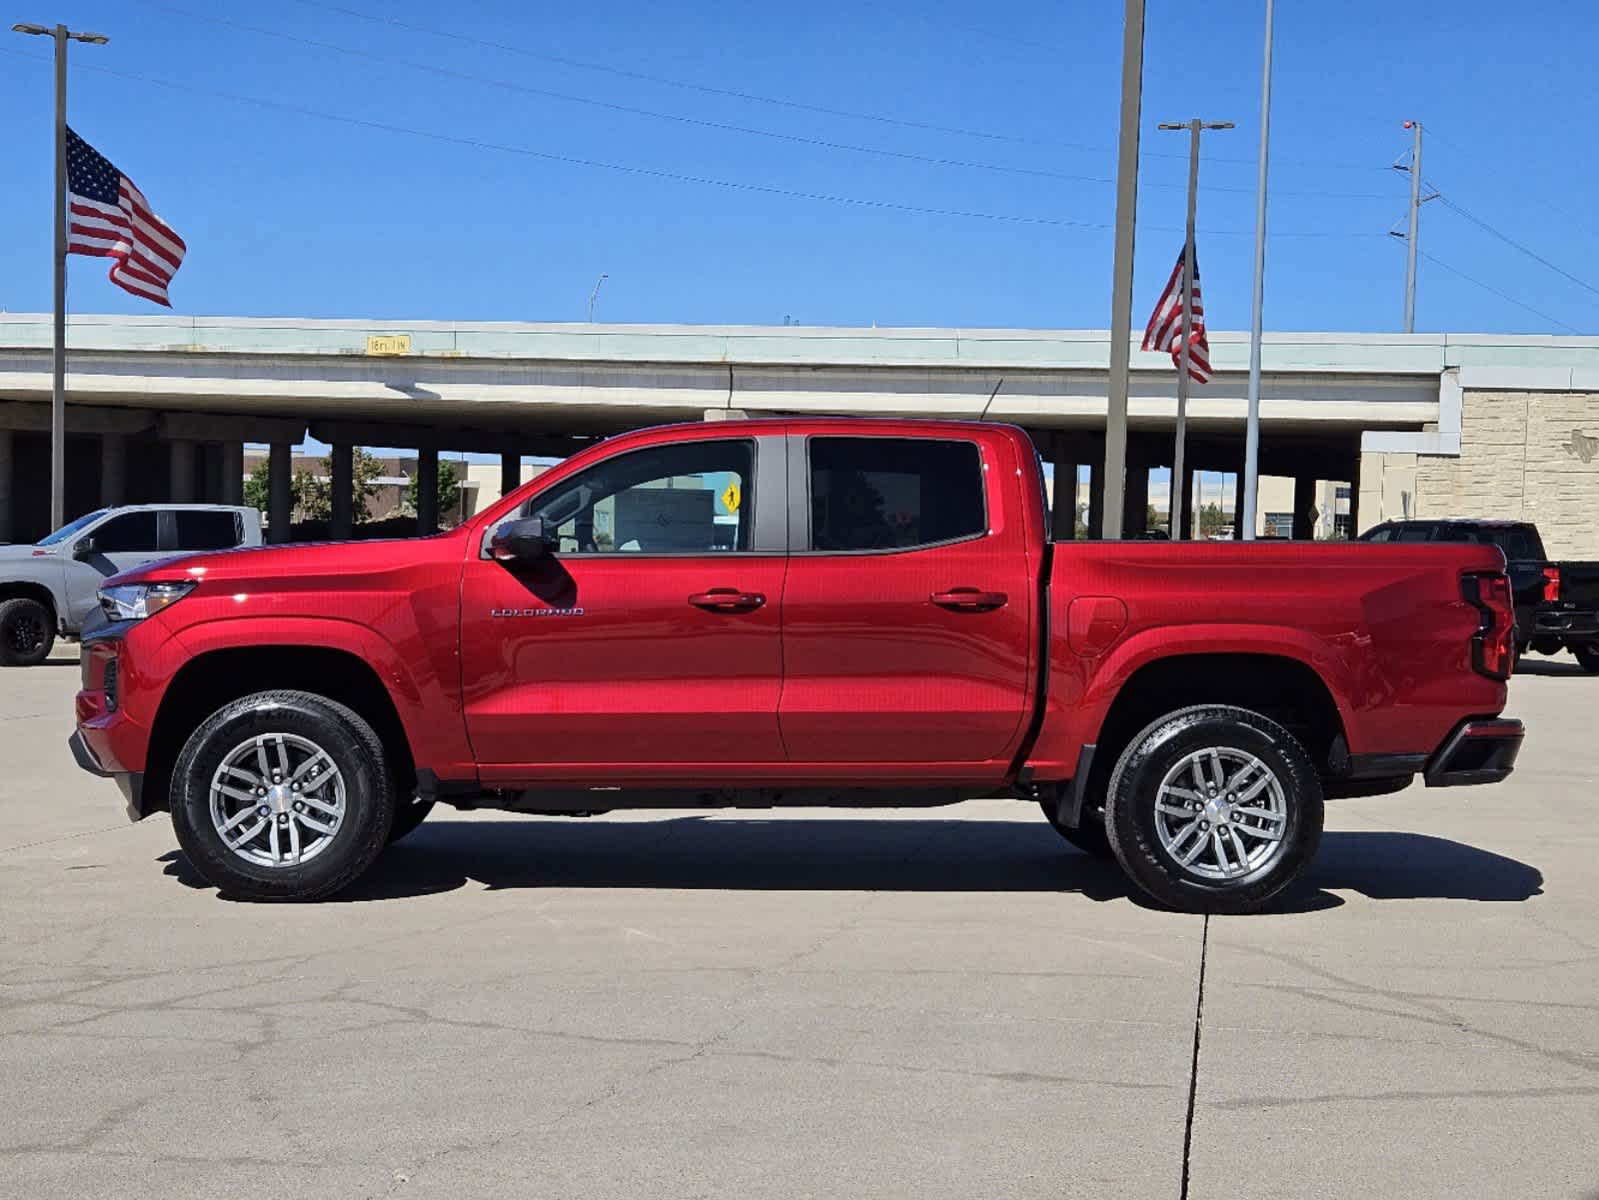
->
1026, 541, 1510, 776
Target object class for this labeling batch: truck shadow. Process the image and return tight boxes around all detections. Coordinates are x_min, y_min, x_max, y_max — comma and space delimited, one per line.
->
1513, 658, 1591, 677
161, 819, 1544, 912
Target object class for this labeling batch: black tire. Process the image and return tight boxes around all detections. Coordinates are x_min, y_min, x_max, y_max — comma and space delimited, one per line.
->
1104, 705, 1323, 914
0, 597, 55, 667
387, 795, 436, 844
1038, 798, 1113, 858
169, 690, 395, 901
1572, 644, 1599, 674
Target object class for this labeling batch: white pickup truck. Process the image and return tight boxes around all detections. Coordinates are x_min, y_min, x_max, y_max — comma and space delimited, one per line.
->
0, 504, 262, 666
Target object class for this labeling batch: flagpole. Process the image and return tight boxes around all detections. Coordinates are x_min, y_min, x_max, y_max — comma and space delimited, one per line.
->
1242, 0, 1275, 541
1158, 118, 1231, 539
51, 23, 68, 532
13, 22, 108, 530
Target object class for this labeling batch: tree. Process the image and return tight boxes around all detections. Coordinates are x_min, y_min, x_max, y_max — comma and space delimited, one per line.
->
348, 447, 383, 525
292, 469, 330, 521
1198, 502, 1227, 539
405, 459, 463, 526
243, 460, 271, 516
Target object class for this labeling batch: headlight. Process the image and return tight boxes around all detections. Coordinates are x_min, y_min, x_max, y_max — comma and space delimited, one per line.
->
98, 581, 197, 622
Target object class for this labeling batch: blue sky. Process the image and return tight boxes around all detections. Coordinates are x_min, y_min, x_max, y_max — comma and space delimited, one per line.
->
2, 0, 1596, 335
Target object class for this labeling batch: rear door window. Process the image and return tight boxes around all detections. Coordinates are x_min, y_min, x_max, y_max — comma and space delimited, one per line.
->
1395, 524, 1434, 543
92, 512, 159, 553
174, 510, 243, 551
808, 436, 985, 552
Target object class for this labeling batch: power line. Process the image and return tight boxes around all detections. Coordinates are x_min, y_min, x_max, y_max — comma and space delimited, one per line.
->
274, 0, 1391, 175
132, 0, 1393, 201
1425, 125, 1597, 239
1434, 193, 1599, 301
1416, 249, 1581, 334
0, 47, 1383, 241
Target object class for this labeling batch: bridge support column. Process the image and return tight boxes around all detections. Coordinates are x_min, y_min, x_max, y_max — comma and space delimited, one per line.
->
416, 447, 438, 535
500, 450, 520, 502
1177, 462, 1195, 540
100, 435, 126, 508
0, 430, 12, 543
169, 440, 195, 503
1232, 469, 1247, 539
1123, 457, 1150, 538
268, 441, 293, 543
1292, 475, 1316, 540
330, 443, 354, 539
220, 441, 244, 506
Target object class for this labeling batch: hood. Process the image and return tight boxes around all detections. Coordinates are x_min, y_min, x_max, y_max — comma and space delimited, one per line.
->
0, 541, 51, 563
110, 532, 461, 589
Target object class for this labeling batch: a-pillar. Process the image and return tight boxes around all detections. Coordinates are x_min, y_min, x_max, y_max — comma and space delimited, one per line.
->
1292, 475, 1317, 541
268, 441, 293, 544
416, 447, 439, 535
500, 450, 520, 504
0, 430, 13, 543
330, 443, 354, 539
219, 441, 244, 506
169, 439, 195, 503
100, 435, 126, 508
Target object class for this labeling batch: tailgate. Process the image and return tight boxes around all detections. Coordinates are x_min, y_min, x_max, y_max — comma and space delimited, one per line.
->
1555, 561, 1599, 608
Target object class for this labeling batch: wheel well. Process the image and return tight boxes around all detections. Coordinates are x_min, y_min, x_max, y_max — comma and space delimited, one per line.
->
1086, 654, 1345, 807
144, 646, 416, 814
0, 583, 58, 624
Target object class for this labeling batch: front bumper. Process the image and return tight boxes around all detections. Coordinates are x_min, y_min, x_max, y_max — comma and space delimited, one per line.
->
67, 729, 147, 821
1423, 717, 1524, 787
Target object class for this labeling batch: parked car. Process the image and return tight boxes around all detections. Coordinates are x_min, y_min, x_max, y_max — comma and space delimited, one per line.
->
69, 420, 1521, 912
0, 504, 262, 666
1359, 518, 1599, 671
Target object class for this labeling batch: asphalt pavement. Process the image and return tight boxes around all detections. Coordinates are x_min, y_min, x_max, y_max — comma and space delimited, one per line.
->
2, 646, 1595, 1198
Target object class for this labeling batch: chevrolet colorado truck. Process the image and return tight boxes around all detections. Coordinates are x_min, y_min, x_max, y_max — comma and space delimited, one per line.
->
1360, 518, 1599, 672
1, 504, 261, 666
69, 419, 1523, 912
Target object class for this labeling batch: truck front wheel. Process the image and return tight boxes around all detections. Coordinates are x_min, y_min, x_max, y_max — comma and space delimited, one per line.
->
169, 690, 395, 901
1103, 705, 1323, 914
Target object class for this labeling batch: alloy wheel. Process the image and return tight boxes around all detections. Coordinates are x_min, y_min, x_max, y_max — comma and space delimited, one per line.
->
208, 733, 347, 868
1152, 746, 1290, 881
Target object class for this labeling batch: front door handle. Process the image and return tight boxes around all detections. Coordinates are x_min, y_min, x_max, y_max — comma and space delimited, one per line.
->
689, 588, 766, 613
930, 588, 1008, 612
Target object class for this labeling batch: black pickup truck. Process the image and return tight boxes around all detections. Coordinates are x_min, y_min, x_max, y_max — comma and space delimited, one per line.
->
1360, 519, 1599, 672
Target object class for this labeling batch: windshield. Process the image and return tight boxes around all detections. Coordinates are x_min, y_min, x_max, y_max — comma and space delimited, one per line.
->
36, 509, 108, 547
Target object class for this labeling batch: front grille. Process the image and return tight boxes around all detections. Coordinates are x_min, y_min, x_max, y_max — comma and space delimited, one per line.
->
102, 656, 119, 712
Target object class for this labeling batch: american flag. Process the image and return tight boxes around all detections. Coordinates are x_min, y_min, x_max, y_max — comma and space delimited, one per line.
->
1141, 248, 1211, 383
66, 127, 186, 307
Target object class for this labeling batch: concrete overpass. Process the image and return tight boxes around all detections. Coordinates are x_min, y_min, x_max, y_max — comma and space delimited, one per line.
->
1, 313, 1590, 543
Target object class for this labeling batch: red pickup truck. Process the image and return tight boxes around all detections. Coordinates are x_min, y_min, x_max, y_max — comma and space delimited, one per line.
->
69, 418, 1523, 912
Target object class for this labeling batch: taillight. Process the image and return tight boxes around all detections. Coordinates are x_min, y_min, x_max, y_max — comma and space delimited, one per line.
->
1543, 565, 1561, 603
1462, 572, 1515, 680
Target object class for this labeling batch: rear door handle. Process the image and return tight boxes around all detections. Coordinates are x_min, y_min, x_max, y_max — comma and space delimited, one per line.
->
689, 588, 766, 613
930, 588, 1008, 612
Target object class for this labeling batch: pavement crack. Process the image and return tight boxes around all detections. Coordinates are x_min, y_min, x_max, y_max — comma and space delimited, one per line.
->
1179, 913, 1209, 1200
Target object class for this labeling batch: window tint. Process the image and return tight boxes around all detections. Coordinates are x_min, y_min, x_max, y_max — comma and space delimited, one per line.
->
1395, 524, 1434, 543
92, 512, 158, 553
809, 436, 985, 552
522, 439, 753, 553
1433, 525, 1476, 543
1505, 527, 1535, 560
1363, 527, 1393, 543
174, 510, 242, 550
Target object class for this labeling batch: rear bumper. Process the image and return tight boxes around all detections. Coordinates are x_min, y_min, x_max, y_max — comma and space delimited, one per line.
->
1423, 717, 1524, 787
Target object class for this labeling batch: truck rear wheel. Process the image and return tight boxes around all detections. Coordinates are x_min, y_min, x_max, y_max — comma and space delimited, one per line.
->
1103, 705, 1323, 914
169, 690, 395, 901
0, 597, 55, 667
1572, 644, 1599, 674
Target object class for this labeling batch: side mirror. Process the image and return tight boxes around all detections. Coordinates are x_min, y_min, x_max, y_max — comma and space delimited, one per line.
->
73, 537, 98, 560
489, 517, 553, 562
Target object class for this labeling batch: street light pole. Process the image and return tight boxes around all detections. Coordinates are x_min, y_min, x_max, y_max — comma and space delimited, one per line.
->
587, 272, 608, 322
1102, 0, 1146, 542
13, 21, 108, 531
1157, 118, 1232, 540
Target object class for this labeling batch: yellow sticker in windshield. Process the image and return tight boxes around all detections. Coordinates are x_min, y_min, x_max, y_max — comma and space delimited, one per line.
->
721, 481, 741, 513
